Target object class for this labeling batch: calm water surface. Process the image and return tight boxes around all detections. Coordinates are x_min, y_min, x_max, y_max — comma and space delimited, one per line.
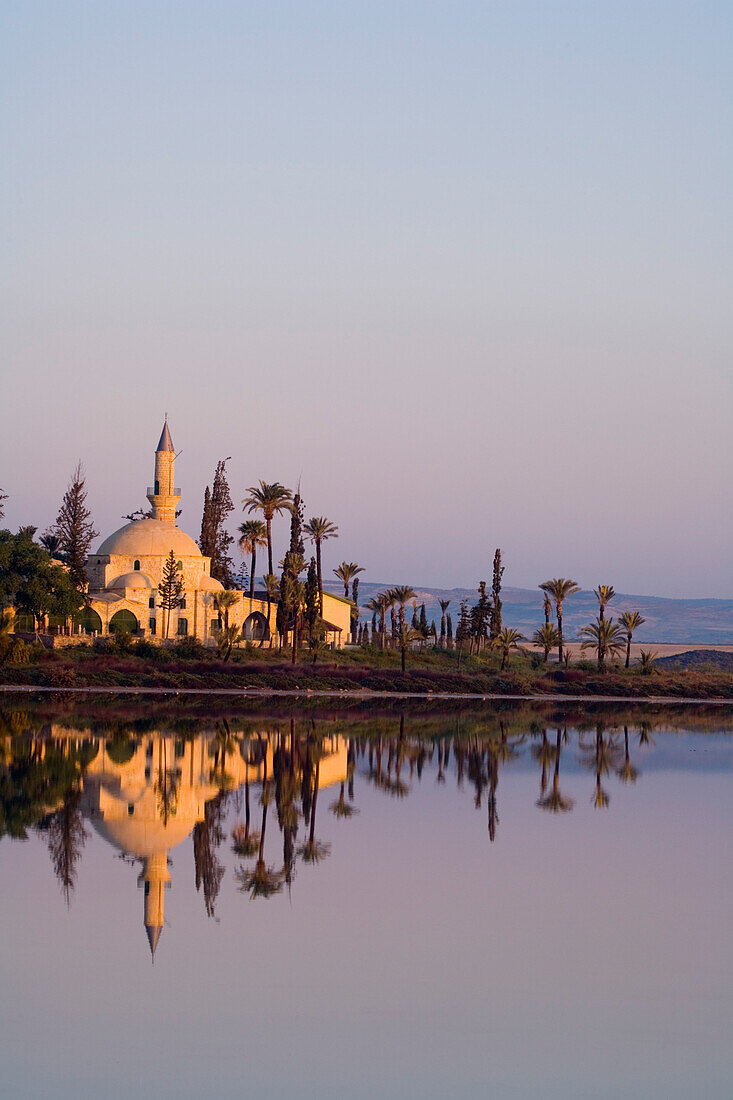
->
0, 701, 731, 1099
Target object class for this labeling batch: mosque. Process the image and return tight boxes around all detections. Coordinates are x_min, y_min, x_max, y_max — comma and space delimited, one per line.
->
80, 420, 352, 646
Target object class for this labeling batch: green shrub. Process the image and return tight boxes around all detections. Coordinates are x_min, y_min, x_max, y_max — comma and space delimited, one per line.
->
174, 636, 207, 660
7, 638, 30, 665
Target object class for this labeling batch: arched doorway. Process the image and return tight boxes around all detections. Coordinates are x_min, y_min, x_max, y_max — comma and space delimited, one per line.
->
243, 612, 269, 643
77, 607, 103, 635
110, 609, 139, 635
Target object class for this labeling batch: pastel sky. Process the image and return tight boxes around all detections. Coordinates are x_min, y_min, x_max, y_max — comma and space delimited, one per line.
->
1, 2, 731, 597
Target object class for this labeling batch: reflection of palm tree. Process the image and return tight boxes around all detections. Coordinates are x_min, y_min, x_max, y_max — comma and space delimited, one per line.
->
298, 752, 332, 863
532, 729, 554, 797
236, 768, 285, 899
536, 729, 575, 814
579, 725, 618, 809
193, 791, 227, 917
231, 764, 260, 857
616, 726, 640, 784
330, 780, 358, 818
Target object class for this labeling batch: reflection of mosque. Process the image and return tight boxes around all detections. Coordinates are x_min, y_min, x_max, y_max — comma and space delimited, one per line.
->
76, 730, 348, 959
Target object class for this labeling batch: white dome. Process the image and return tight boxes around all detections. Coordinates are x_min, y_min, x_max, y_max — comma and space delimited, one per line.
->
109, 572, 156, 590
197, 573, 224, 592
96, 518, 201, 559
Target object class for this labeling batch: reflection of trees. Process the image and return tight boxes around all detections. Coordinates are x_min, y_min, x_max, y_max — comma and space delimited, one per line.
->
537, 729, 574, 814
231, 763, 260, 858
616, 726, 640, 784
236, 763, 285, 899
39, 784, 89, 906
579, 725, 620, 809
298, 744, 331, 865
193, 791, 228, 918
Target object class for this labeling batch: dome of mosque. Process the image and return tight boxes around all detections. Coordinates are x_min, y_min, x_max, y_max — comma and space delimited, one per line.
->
197, 573, 224, 592
96, 518, 201, 559
109, 571, 156, 590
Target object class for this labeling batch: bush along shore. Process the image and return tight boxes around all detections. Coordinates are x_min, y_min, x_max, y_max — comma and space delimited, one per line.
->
1, 634, 733, 699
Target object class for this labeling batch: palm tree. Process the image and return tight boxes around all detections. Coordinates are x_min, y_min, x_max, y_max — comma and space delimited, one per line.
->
619, 610, 646, 668
242, 481, 292, 577
262, 573, 278, 645
639, 649, 657, 674
594, 584, 616, 622
532, 622, 560, 663
579, 616, 625, 671
216, 624, 242, 661
539, 578, 580, 663
40, 531, 61, 558
333, 561, 364, 599
237, 520, 268, 600
304, 516, 339, 612
213, 589, 238, 631
390, 586, 415, 633
397, 625, 420, 672
438, 599, 450, 647
493, 627, 526, 671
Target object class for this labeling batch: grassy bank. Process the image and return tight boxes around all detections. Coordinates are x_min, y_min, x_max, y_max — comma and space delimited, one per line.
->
2, 638, 733, 699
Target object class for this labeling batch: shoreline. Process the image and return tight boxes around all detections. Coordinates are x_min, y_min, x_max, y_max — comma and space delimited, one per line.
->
3, 684, 733, 705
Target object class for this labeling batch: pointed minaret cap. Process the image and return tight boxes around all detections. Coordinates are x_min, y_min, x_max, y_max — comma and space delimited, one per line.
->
146, 923, 163, 960
156, 417, 174, 453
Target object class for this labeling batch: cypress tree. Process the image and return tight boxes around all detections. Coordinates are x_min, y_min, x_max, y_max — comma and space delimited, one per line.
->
200, 461, 235, 586
277, 490, 306, 653
469, 582, 491, 653
159, 550, 184, 638
446, 614, 453, 647
351, 576, 360, 640
490, 548, 504, 640
419, 603, 428, 634
304, 556, 320, 640
54, 462, 99, 592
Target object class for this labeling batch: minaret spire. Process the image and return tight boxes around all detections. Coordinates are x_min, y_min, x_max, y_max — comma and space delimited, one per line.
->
147, 419, 180, 523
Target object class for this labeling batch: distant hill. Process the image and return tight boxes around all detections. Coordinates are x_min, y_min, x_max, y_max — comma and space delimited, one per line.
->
323, 580, 733, 644
657, 650, 733, 670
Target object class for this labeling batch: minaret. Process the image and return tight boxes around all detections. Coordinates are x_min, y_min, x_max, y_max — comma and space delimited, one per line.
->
137, 851, 171, 961
146, 418, 180, 524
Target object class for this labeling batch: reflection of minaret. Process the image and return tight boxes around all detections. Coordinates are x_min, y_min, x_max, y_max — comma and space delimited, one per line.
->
137, 851, 171, 961
146, 418, 180, 524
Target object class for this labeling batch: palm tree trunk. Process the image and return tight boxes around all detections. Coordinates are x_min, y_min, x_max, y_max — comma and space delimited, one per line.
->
249, 548, 256, 600
266, 517, 273, 577
625, 635, 631, 668
316, 540, 323, 614
557, 603, 563, 662
401, 642, 406, 672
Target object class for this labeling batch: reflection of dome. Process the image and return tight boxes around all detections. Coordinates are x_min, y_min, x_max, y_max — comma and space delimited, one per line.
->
109, 571, 156, 590
197, 573, 224, 592
96, 518, 201, 558
92, 815, 196, 858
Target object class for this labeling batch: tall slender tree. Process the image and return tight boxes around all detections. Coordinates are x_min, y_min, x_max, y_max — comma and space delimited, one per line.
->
539, 578, 580, 663
351, 576, 360, 640
390, 586, 416, 632
159, 551, 184, 638
619, 610, 646, 668
237, 519, 267, 600
54, 462, 98, 591
333, 561, 364, 599
200, 460, 235, 586
594, 584, 616, 622
438, 599, 450, 647
304, 516, 338, 613
242, 481, 292, 577
490, 548, 504, 640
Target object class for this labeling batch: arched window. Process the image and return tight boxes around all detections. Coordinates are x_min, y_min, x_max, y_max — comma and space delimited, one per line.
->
243, 612, 270, 642
154, 479, 160, 494
133, 560, 141, 571
77, 607, 103, 635
177, 618, 189, 636
110, 609, 139, 635
149, 618, 156, 634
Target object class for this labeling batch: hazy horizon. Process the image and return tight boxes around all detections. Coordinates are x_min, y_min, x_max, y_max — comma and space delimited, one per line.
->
2, 3, 731, 598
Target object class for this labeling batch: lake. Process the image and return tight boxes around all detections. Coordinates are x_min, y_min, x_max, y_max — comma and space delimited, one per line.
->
0, 696, 731, 1099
